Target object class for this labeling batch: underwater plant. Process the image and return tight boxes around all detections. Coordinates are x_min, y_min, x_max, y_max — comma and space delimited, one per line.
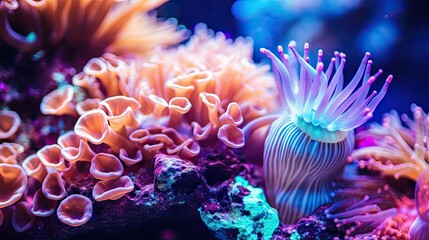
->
249, 41, 392, 223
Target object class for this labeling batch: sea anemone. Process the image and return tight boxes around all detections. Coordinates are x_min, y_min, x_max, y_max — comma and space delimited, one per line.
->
410, 167, 429, 239
352, 105, 429, 239
325, 163, 414, 239
352, 105, 427, 181
0, 0, 185, 62
257, 41, 392, 223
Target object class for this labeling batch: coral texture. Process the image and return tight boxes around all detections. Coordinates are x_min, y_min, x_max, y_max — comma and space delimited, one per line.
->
199, 176, 279, 240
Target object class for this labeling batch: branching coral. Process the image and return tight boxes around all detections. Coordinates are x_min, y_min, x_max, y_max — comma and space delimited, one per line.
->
253, 41, 392, 223
352, 105, 429, 239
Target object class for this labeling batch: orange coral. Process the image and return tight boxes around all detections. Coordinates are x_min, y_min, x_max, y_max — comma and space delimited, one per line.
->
0, 109, 21, 139
0, 163, 27, 208
352, 106, 428, 181
0, 0, 185, 60
40, 85, 77, 116
22, 154, 48, 182
92, 176, 134, 202
67, 24, 276, 149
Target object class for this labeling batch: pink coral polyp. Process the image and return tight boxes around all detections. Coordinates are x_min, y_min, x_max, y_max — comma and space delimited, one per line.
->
37, 144, 66, 170
57, 194, 93, 227
22, 154, 48, 183
92, 176, 134, 202
90, 153, 124, 180
42, 172, 67, 200
12, 201, 35, 232
0, 163, 27, 208
31, 189, 57, 217
0, 110, 21, 139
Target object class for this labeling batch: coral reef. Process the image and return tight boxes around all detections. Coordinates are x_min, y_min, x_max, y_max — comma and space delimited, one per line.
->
1, 1, 425, 239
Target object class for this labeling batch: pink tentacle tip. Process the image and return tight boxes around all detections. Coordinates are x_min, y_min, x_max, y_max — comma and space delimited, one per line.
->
277, 45, 284, 54
386, 75, 393, 83
340, 52, 346, 59
304, 42, 309, 49
368, 76, 376, 84
365, 52, 371, 57
372, 69, 383, 79
367, 60, 373, 65
288, 41, 297, 49
259, 48, 270, 56
316, 62, 324, 71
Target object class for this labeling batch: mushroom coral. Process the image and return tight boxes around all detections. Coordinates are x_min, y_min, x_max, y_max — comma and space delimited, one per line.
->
0, 0, 185, 61
253, 42, 392, 223
352, 105, 429, 239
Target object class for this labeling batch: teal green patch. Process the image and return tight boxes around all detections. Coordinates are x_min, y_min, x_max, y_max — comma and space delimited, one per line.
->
52, 72, 66, 84
199, 176, 280, 240
290, 231, 301, 240
32, 50, 44, 61
26, 32, 36, 43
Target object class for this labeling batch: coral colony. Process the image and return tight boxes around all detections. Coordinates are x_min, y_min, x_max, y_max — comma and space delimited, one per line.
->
0, 1, 424, 240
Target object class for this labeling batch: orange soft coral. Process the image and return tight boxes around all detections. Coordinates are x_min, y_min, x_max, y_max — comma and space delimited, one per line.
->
65, 25, 276, 149
0, 0, 185, 61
